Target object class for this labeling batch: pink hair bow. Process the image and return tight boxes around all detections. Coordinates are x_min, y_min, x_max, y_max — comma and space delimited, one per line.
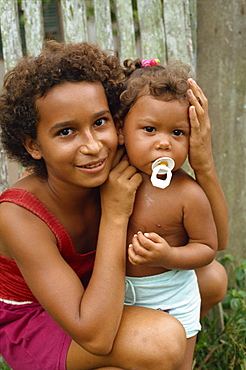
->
141, 58, 160, 68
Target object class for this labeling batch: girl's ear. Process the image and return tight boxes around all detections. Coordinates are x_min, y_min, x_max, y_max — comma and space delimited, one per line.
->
23, 136, 42, 160
115, 120, 125, 145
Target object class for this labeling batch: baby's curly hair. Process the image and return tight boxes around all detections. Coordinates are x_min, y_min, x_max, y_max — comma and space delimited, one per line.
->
117, 58, 191, 122
0, 41, 124, 178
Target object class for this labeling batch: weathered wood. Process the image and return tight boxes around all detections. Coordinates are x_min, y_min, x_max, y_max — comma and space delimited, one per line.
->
197, 0, 246, 261
0, 0, 22, 72
93, 0, 114, 52
21, 0, 44, 56
114, 0, 136, 62
0, 145, 9, 193
137, 0, 166, 62
0, 0, 23, 192
189, 0, 197, 68
163, 0, 195, 69
60, 0, 88, 43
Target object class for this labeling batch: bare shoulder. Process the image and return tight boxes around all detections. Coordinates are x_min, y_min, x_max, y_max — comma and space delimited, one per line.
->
173, 169, 209, 202
0, 199, 56, 260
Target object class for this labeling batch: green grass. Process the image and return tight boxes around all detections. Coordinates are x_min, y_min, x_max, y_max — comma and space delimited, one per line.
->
1, 255, 245, 370
194, 256, 246, 369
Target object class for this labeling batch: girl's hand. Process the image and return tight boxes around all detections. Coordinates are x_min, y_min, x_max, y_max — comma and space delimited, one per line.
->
128, 231, 171, 267
187, 79, 214, 174
101, 159, 142, 219
110, 145, 127, 169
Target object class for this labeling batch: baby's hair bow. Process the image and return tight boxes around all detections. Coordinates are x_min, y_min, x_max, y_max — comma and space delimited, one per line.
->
141, 58, 160, 68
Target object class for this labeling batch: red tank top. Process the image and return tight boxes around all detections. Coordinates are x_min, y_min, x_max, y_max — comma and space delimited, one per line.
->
0, 188, 96, 302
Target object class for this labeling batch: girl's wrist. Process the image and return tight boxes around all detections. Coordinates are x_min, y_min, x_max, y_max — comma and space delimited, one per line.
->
194, 161, 217, 178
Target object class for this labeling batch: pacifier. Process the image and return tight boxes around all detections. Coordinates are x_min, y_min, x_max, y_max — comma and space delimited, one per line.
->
150, 157, 175, 189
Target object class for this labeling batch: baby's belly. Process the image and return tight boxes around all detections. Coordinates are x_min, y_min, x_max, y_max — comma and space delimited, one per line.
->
126, 263, 170, 277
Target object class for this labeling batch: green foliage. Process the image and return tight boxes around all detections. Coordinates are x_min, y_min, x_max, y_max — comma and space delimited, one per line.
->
194, 256, 246, 369
0, 357, 11, 370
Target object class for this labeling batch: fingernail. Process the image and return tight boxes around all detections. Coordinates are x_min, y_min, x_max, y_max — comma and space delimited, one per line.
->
188, 78, 196, 85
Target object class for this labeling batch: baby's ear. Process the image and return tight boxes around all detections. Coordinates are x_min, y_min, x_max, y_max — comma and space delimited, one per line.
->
115, 120, 125, 145
23, 136, 42, 160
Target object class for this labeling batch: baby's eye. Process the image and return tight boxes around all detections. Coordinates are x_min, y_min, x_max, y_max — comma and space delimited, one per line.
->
173, 129, 183, 136
58, 128, 73, 136
144, 126, 156, 133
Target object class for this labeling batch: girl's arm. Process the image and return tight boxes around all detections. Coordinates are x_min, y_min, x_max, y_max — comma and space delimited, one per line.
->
0, 160, 142, 356
187, 79, 228, 250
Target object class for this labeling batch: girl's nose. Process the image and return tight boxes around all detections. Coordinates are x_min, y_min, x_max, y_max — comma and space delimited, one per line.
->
79, 132, 103, 155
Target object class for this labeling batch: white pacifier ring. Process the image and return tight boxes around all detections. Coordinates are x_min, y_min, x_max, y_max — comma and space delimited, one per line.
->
151, 157, 175, 189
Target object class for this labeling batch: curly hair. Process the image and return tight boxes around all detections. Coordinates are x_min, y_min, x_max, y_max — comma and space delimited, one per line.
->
0, 41, 124, 178
117, 58, 192, 122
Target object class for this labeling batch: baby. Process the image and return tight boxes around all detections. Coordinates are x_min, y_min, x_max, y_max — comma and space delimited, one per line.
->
117, 59, 218, 370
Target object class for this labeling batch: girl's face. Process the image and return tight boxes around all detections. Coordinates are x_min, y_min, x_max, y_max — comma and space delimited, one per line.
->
26, 81, 118, 189
120, 95, 190, 175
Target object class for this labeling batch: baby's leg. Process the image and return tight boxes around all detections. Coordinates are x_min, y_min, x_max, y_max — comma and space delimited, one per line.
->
66, 305, 186, 370
179, 336, 197, 370
196, 260, 228, 319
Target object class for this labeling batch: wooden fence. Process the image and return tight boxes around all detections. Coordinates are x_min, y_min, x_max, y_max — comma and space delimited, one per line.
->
0, 0, 197, 192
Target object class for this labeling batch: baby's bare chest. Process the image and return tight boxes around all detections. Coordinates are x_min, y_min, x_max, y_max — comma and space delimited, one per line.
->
128, 184, 187, 245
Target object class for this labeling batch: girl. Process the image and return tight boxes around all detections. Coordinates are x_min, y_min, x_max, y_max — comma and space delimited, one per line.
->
0, 42, 185, 370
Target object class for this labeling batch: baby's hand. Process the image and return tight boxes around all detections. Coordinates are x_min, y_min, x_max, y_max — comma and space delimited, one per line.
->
187, 78, 214, 174
101, 159, 142, 219
128, 231, 171, 267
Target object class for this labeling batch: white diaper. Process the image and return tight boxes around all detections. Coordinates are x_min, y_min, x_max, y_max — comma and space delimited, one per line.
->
125, 269, 201, 338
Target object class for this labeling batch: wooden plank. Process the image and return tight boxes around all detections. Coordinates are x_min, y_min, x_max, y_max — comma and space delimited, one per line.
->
0, 0, 22, 191
60, 0, 88, 43
0, 145, 9, 193
163, 0, 195, 69
21, 0, 44, 57
114, 0, 136, 62
197, 0, 246, 262
189, 0, 197, 68
93, 0, 114, 52
0, 0, 22, 72
136, 0, 166, 62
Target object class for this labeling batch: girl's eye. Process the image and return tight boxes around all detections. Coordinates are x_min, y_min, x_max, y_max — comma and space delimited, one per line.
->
94, 118, 106, 127
144, 126, 156, 133
173, 129, 183, 136
58, 128, 73, 136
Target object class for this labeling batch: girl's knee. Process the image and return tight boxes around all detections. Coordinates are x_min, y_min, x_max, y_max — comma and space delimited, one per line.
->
197, 261, 228, 318
145, 314, 186, 369
197, 260, 228, 303
118, 306, 186, 369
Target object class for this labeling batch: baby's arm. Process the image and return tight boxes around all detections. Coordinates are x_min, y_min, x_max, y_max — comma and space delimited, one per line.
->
128, 179, 217, 270
187, 79, 228, 251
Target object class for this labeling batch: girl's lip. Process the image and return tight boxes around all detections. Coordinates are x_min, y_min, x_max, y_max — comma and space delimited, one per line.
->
76, 158, 107, 172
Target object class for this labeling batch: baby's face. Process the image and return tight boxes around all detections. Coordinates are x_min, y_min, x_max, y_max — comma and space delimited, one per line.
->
122, 96, 190, 175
